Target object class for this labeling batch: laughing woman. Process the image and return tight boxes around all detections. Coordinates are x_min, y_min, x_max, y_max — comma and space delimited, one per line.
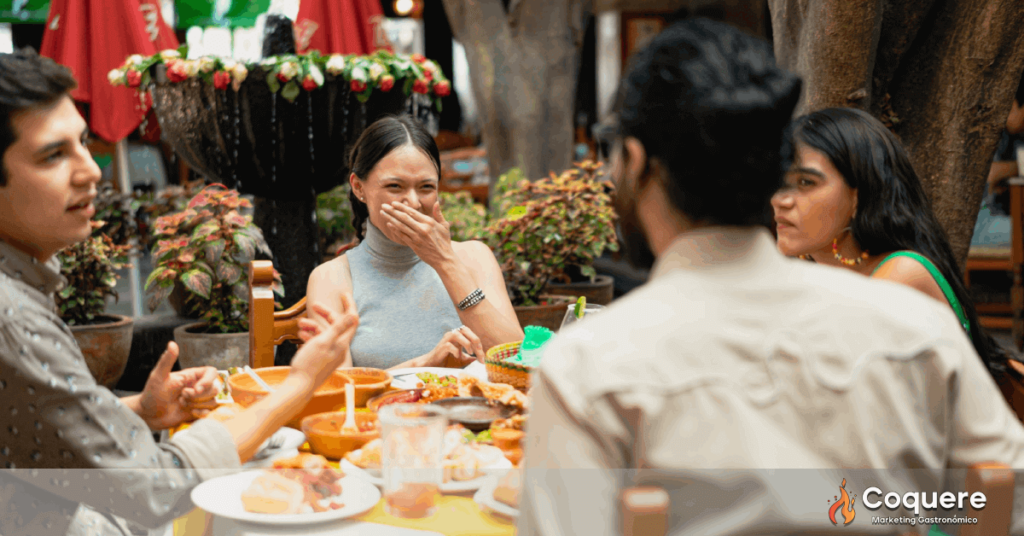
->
771, 107, 1012, 381
304, 115, 523, 370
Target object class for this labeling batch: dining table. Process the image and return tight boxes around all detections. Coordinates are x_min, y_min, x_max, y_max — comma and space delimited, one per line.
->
170, 363, 517, 536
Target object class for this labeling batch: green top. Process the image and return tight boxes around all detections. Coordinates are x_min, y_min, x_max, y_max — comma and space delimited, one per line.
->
871, 251, 971, 333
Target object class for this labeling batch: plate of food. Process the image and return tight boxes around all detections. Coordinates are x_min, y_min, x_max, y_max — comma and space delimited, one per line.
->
341, 426, 513, 493
190, 453, 380, 525
474, 468, 521, 519
389, 368, 465, 390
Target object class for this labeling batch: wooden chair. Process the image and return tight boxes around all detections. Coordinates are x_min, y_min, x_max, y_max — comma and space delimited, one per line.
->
964, 177, 1024, 350
248, 243, 359, 368
248, 261, 307, 369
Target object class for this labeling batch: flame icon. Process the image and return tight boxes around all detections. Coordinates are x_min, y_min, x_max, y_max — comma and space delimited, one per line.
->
828, 478, 856, 526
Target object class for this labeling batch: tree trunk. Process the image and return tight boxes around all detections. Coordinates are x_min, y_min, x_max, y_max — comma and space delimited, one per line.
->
769, 0, 1024, 268
442, 0, 592, 187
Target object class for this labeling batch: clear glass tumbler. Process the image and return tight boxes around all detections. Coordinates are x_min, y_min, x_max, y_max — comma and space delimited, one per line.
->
380, 403, 448, 518
560, 303, 606, 330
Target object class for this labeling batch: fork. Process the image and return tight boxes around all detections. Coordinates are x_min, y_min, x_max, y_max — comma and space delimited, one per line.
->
251, 434, 285, 461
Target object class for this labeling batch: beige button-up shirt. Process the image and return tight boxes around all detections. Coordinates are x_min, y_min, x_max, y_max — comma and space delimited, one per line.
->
0, 239, 241, 536
517, 227, 1024, 535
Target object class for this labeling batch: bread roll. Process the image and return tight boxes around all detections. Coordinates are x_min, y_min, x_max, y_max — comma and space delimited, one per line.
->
493, 468, 521, 508
241, 472, 306, 514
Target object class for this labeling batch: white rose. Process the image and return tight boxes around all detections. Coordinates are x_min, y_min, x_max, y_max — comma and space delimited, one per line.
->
279, 61, 299, 80
184, 60, 201, 77
159, 49, 180, 61
325, 55, 346, 75
107, 69, 126, 86
231, 63, 248, 84
198, 57, 217, 73
127, 54, 144, 67
350, 65, 367, 82
368, 62, 385, 81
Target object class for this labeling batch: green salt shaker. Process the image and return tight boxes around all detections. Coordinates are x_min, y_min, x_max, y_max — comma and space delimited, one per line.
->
516, 326, 555, 367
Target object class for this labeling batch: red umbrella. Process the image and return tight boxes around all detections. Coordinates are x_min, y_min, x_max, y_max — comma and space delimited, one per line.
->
40, 0, 178, 143
294, 0, 391, 55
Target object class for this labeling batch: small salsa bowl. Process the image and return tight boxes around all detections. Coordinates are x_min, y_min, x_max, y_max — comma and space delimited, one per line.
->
366, 388, 424, 413
301, 410, 381, 461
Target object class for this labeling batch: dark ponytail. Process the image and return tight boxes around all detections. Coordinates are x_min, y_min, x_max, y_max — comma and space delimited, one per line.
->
347, 115, 441, 241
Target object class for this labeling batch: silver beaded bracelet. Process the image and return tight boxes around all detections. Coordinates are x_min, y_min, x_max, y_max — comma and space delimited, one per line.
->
458, 288, 485, 310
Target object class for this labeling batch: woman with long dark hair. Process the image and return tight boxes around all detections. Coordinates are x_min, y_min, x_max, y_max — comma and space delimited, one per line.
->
303, 115, 522, 370
772, 107, 1011, 380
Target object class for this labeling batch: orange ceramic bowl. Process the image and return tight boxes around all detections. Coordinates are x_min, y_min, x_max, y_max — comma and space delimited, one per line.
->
301, 410, 381, 460
228, 367, 352, 428
340, 367, 393, 407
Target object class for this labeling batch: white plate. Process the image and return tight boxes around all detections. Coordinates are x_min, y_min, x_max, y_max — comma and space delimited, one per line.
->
389, 366, 487, 389
473, 475, 519, 519
191, 470, 381, 526
340, 453, 512, 493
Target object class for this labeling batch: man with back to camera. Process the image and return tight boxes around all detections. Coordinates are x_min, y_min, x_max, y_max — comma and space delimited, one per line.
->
517, 19, 1024, 536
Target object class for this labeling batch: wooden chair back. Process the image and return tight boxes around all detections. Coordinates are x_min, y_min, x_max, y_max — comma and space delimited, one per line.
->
249, 260, 306, 369
248, 241, 359, 368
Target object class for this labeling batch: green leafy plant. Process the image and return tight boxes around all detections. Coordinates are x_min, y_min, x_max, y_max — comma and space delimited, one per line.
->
55, 229, 132, 326
487, 161, 619, 306
92, 184, 141, 250
317, 184, 356, 254
145, 184, 282, 334
440, 191, 488, 242
136, 183, 205, 251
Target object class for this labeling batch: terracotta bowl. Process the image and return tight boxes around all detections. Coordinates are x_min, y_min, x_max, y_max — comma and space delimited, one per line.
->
301, 410, 381, 461
366, 388, 425, 412
228, 367, 352, 429
339, 367, 393, 407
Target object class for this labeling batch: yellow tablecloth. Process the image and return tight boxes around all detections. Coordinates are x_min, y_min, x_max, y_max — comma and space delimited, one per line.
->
173, 495, 514, 536
170, 437, 515, 536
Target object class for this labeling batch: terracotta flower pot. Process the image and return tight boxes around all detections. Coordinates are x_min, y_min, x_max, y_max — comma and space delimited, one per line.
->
513, 296, 575, 332
69, 314, 134, 388
173, 322, 249, 370
544, 274, 615, 305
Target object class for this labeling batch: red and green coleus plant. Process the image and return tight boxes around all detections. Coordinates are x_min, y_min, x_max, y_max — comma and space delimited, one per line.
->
109, 46, 451, 108
55, 225, 133, 326
487, 161, 619, 306
145, 184, 283, 334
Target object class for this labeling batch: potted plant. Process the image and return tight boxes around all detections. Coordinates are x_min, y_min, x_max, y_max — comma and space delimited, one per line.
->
145, 184, 283, 370
55, 227, 134, 388
440, 190, 489, 242
488, 161, 619, 325
486, 162, 619, 330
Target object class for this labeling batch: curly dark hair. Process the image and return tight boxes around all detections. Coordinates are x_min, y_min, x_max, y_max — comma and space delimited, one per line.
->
615, 18, 802, 226
787, 107, 1010, 379
347, 115, 441, 241
0, 48, 78, 186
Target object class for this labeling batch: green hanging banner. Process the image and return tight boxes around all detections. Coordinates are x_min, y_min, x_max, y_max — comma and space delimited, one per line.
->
0, 0, 50, 24
175, 0, 271, 28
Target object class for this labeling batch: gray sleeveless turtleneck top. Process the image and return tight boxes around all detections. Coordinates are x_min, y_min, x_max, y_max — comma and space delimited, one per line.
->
347, 222, 463, 369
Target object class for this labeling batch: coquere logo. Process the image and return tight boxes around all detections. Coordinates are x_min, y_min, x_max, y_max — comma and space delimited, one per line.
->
828, 478, 856, 526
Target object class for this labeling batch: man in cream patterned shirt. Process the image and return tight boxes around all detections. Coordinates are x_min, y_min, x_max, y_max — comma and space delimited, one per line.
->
518, 20, 1024, 536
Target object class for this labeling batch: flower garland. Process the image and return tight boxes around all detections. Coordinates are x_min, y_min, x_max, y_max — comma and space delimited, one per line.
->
109, 46, 451, 109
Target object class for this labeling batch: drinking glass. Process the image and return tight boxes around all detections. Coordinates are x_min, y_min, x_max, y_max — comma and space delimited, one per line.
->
380, 404, 448, 518
560, 303, 605, 330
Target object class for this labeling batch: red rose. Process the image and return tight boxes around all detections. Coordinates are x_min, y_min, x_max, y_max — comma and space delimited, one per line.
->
302, 76, 318, 92
276, 72, 290, 83
213, 71, 231, 90
411, 54, 426, 64
378, 75, 395, 92
412, 79, 429, 94
433, 80, 450, 97
166, 60, 188, 83
126, 70, 142, 88
351, 79, 367, 93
